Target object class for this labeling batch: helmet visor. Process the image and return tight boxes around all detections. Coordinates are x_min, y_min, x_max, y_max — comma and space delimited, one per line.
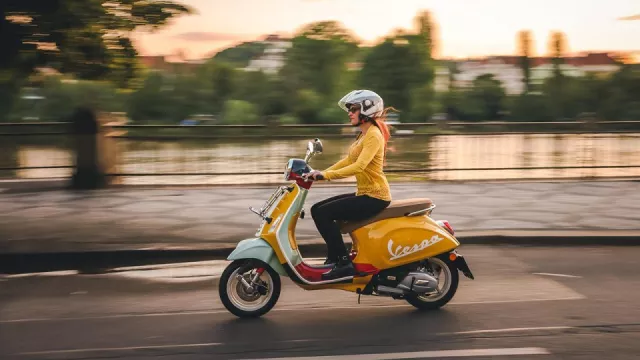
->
338, 90, 359, 112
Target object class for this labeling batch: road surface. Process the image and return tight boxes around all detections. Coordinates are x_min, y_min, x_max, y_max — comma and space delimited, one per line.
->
1, 245, 639, 359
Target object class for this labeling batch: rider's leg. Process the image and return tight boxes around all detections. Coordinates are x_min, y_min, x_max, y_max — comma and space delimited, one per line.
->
311, 193, 356, 263
312, 195, 391, 280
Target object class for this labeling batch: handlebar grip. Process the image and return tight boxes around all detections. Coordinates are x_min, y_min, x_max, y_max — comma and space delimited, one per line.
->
301, 173, 324, 181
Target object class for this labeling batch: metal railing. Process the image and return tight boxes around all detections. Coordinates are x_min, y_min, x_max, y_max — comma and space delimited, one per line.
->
2, 121, 640, 184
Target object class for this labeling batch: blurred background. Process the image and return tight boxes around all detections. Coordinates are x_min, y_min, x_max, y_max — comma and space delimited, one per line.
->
1, 0, 639, 185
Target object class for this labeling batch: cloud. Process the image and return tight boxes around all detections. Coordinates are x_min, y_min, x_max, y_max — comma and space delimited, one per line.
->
618, 14, 640, 21
173, 32, 254, 42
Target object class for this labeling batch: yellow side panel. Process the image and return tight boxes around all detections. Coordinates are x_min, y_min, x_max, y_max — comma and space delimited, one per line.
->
352, 215, 459, 270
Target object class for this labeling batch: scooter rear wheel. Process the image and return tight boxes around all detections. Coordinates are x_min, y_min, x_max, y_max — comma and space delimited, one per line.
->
219, 260, 281, 318
405, 256, 459, 310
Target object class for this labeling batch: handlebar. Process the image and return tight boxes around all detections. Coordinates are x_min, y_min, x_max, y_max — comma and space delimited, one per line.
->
302, 173, 325, 181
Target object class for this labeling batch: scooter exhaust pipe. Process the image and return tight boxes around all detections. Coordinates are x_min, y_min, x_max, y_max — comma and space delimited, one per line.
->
376, 285, 405, 296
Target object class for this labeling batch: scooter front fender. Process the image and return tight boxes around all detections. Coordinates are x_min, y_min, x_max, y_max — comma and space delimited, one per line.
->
227, 238, 287, 276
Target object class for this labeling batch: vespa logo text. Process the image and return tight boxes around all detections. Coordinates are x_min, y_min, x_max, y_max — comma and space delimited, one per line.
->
387, 235, 444, 261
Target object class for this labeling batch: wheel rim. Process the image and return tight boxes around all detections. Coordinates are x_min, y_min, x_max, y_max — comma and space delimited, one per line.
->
416, 257, 452, 302
226, 266, 274, 312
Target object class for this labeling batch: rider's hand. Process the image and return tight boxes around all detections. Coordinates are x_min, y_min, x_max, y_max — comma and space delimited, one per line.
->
303, 170, 323, 181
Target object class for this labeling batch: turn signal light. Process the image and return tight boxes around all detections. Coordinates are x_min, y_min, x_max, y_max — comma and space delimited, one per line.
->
449, 252, 458, 262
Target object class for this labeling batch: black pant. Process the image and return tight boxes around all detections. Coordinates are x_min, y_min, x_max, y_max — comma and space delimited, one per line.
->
311, 193, 391, 261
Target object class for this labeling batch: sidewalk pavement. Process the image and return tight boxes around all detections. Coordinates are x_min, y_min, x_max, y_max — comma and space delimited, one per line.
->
2, 179, 640, 256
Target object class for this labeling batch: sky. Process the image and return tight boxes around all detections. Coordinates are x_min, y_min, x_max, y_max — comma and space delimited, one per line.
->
133, 0, 639, 60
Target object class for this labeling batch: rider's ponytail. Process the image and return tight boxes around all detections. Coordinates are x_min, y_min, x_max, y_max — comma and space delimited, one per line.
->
371, 107, 398, 162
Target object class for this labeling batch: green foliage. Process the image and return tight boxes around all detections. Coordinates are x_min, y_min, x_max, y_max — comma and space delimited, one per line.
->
281, 21, 359, 101
360, 11, 436, 120
232, 70, 270, 112
206, 61, 236, 113
360, 39, 421, 115
469, 74, 507, 120
319, 107, 346, 124
293, 89, 324, 124
262, 78, 289, 116
508, 93, 552, 121
278, 114, 300, 125
410, 84, 436, 122
0, 0, 190, 118
4, 7, 640, 126
127, 72, 172, 123
222, 100, 260, 125
518, 30, 533, 94
1, 0, 192, 86
9, 76, 124, 121
213, 42, 267, 68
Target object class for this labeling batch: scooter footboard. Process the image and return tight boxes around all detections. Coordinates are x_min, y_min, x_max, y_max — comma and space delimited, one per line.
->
227, 238, 287, 276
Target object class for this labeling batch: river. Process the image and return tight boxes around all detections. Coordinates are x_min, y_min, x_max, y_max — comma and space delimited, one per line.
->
2, 133, 639, 184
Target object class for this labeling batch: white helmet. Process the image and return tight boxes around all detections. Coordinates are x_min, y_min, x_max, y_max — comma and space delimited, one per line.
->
338, 90, 384, 118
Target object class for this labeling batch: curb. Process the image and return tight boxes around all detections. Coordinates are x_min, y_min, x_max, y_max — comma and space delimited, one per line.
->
2, 234, 640, 274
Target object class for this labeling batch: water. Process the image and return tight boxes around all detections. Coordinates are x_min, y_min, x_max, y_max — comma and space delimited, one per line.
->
2, 134, 640, 184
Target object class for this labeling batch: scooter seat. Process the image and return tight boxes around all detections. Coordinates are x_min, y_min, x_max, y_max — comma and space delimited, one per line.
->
339, 198, 434, 234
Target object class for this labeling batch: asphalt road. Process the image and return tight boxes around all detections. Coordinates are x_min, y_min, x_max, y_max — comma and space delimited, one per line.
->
1, 245, 639, 359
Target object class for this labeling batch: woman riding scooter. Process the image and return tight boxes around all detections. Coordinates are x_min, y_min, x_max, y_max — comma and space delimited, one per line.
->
302, 90, 394, 280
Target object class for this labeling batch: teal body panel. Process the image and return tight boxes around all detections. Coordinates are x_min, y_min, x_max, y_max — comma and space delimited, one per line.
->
226, 238, 287, 276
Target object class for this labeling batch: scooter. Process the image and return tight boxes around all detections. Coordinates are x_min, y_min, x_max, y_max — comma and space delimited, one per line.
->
218, 138, 474, 318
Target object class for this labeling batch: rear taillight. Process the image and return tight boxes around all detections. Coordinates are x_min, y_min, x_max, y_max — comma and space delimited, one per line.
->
437, 220, 455, 235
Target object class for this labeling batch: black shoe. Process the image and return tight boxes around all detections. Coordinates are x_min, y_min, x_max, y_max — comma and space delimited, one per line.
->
324, 257, 336, 265
321, 257, 355, 280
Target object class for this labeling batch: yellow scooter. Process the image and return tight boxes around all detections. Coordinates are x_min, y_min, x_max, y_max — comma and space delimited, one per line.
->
219, 139, 474, 318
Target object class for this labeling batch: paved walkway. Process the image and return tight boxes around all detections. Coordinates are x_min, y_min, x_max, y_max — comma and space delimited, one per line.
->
2, 181, 640, 254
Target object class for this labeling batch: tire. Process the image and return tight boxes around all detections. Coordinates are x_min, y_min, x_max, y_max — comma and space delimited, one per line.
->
405, 256, 459, 311
218, 260, 281, 318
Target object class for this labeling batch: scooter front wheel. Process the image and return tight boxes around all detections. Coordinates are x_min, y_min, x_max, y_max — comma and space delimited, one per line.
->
218, 260, 281, 318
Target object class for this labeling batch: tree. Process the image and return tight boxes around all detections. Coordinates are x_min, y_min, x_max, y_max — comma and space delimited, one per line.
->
0, 0, 192, 118
361, 11, 436, 121
169, 72, 211, 122
360, 39, 415, 113
8, 75, 125, 122
213, 41, 267, 68
410, 84, 436, 122
292, 89, 323, 124
598, 65, 640, 120
222, 100, 260, 125
508, 93, 552, 122
204, 61, 237, 113
280, 21, 359, 102
549, 31, 568, 78
360, 36, 434, 118
127, 72, 172, 123
233, 70, 270, 113
517, 30, 534, 94
414, 10, 438, 62
546, 31, 569, 120
468, 74, 507, 120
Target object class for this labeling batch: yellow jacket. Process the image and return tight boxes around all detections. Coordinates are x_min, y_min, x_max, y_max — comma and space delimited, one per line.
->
321, 126, 392, 201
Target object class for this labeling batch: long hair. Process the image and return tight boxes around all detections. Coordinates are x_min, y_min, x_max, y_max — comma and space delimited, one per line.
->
370, 107, 398, 162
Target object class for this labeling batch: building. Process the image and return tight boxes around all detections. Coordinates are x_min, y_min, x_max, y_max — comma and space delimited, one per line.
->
245, 35, 292, 74
451, 53, 621, 95
454, 56, 524, 94
433, 65, 452, 93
